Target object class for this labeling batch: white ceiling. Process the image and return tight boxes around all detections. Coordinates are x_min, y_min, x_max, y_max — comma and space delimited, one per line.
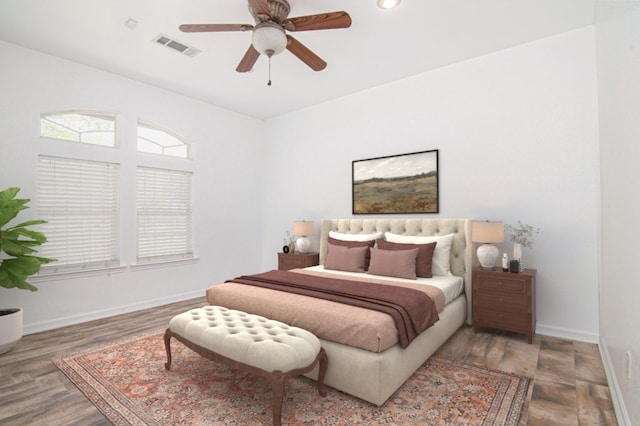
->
0, 0, 595, 119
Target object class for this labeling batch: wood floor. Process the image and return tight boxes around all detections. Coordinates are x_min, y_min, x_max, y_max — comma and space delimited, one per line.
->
0, 297, 617, 425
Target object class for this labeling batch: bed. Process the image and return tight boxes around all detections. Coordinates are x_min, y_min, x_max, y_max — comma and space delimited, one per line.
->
206, 218, 473, 406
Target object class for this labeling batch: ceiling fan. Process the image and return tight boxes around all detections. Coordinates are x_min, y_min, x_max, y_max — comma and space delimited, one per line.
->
179, 0, 352, 74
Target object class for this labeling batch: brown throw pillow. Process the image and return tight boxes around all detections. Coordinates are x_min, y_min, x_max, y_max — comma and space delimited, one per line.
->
324, 243, 369, 273
367, 248, 419, 280
327, 236, 376, 270
376, 239, 436, 278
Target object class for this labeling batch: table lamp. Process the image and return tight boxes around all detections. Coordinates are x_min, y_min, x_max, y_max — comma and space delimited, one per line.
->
472, 221, 504, 270
293, 220, 315, 254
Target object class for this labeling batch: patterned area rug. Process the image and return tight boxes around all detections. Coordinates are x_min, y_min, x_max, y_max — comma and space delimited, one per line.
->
53, 329, 530, 425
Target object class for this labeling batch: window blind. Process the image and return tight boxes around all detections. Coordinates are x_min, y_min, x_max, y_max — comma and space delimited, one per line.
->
37, 156, 119, 273
136, 167, 193, 262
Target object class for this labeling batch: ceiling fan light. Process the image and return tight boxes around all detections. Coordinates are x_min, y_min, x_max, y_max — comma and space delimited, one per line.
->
377, 0, 401, 9
252, 23, 287, 56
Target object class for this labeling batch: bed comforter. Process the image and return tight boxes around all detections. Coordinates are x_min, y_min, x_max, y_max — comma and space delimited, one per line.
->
206, 268, 445, 353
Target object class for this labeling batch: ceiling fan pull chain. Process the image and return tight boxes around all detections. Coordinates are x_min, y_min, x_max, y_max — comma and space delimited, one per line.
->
267, 55, 272, 86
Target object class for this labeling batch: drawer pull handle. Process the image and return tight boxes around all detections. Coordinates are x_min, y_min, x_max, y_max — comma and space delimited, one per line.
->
498, 297, 504, 302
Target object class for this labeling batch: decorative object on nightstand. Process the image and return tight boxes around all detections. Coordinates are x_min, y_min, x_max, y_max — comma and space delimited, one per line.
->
472, 267, 537, 343
293, 220, 314, 254
501, 253, 509, 272
472, 221, 504, 270
283, 230, 295, 254
505, 221, 539, 272
278, 252, 319, 270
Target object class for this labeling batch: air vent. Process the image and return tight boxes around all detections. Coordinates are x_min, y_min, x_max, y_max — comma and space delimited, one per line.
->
153, 33, 201, 58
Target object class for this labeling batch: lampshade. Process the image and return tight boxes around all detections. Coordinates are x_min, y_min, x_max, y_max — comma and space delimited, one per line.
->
252, 23, 287, 56
293, 220, 315, 254
293, 221, 315, 236
472, 221, 504, 270
472, 221, 504, 243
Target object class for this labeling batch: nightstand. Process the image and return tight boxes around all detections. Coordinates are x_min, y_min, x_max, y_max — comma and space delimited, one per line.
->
277, 252, 319, 270
472, 267, 537, 343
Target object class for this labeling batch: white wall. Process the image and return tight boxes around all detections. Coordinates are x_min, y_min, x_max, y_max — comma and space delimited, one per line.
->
596, 1, 640, 424
260, 27, 601, 342
0, 41, 265, 333
2, 14, 634, 422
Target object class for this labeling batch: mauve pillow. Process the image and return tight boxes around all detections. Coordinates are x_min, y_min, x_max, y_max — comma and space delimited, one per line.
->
324, 244, 369, 273
327, 236, 376, 270
367, 248, 419, 280
376, 239, 437, 278
384, 232, 455, 276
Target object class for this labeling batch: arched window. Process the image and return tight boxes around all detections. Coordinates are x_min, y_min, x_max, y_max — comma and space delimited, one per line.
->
40, 111, 116, 147
137, 120, 190, 158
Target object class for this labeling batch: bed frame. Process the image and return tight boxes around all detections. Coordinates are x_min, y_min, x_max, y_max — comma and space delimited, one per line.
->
302, 218, 474, 406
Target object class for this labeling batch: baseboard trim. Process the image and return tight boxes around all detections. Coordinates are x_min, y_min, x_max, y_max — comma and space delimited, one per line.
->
599, 336, 631, 426
535, 323, 599, 343
22, 290, 204, 335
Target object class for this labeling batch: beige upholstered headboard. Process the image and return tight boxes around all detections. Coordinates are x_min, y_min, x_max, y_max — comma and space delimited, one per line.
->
319, 218, 474, 324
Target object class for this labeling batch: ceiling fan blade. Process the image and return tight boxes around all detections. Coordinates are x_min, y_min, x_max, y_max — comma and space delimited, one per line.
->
248, 0, 271, 18
284, 11, 351, 32
286, 35, 327, 71
180, 24, 252, 32
236, 45, 261, 73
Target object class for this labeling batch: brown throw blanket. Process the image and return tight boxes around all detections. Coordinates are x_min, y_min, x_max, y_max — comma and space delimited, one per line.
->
228, 270, 439, 348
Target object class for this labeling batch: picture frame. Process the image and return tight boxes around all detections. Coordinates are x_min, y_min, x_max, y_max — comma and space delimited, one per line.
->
352, 149, 439, 214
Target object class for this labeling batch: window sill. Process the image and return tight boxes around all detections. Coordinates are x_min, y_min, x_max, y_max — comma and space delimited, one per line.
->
130, 256, 199, 271
32, 265, 128, 282
31, 257, 199, 281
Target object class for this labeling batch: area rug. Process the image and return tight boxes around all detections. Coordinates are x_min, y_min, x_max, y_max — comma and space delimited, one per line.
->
53, 328, 531, 425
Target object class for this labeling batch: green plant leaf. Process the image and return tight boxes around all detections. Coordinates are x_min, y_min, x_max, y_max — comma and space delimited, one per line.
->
5, 256, 45, 276
0, 187, 56, 291
27, 255, 57, 265
1, 239, 37, 256
11, 219, 48, 229
0, 265, 38, 291
5, 227, 49, 244
0, 188, 29, 228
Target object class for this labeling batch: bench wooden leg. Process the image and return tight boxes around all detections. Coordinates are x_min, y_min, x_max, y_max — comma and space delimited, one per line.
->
163, 328, 173, 370
317, 348, 328, 397
271, 372, 285, 426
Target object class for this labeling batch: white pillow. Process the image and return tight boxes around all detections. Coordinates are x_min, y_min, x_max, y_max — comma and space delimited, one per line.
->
329, 231, 383, 242
384, 232, 455, 276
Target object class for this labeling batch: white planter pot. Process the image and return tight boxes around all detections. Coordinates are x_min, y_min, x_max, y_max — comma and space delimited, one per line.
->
0, 308, 23, 354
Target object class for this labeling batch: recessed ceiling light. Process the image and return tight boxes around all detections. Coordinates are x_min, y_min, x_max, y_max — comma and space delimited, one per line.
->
377, 0, 401, 9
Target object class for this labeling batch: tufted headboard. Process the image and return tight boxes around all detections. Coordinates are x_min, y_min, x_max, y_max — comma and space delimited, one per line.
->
319, 218, 474, 324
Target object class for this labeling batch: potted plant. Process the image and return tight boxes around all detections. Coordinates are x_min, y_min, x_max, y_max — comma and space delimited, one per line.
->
0, 187, 55, 354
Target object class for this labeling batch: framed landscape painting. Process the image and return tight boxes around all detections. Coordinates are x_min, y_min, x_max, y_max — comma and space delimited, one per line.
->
352, 149, 439, 214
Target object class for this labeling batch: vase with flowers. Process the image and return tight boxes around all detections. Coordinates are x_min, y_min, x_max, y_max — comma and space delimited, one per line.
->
282, 230, 295, 254
504, 221, 539, 272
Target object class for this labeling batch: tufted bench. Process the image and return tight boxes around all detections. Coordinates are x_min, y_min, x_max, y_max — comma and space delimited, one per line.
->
164, 306, 327, 426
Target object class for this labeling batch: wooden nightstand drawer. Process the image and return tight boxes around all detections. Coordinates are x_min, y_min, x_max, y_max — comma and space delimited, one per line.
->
474, 292, 528, 312
277, 252, 319, 270
474, 311, 530, 330
476, 277, 526, 294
